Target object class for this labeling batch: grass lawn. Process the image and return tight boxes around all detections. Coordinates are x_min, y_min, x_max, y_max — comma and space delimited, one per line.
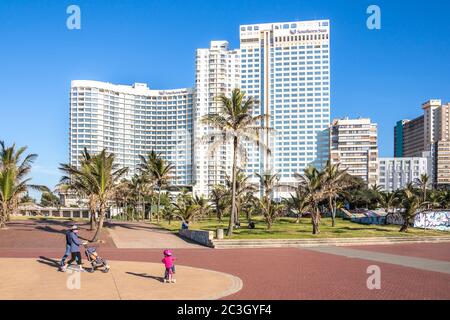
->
156, 216, 449, 239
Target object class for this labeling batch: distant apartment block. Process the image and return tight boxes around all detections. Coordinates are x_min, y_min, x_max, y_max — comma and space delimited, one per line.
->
378, 157, 429, 191
395, 99, 450, 188
330, 118, 378, 186
394, 116, 424, 157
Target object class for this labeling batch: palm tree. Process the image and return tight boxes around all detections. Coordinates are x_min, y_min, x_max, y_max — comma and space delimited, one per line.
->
61, 149, 128, 241
0, 141, 39, 228
379, 191, 399, 224
295, 166, 327, 234
225, 169, 257, 225
257, 197, 283, 230
287, 189, 309, 223
322, 161, 348, 227
59, 148, 98, 230
172, 193, 201, 224
138, 151, 173, 222
201, 88, 272, 236
209, 185, 228, 222
415, 174, 430, 202
399, 183, 427, 232
192, 194, 210, 222
427, 190, 443, 209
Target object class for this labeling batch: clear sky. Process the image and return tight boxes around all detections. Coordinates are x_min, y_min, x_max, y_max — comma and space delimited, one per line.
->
0, 0, 449, 194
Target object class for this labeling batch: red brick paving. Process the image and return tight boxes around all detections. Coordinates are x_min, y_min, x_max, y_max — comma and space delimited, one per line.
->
0, 219, 116, 249
348, 243, 450, 262
1, 219, 449, 300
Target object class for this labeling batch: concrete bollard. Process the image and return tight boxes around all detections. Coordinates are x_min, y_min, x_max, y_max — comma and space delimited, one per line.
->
216, 228, 224, 239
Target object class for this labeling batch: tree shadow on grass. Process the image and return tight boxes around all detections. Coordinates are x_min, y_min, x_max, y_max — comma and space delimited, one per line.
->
126, 271, 165, 283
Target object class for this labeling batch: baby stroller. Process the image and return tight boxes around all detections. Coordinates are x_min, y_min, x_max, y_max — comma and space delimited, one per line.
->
84, 246, 110, 273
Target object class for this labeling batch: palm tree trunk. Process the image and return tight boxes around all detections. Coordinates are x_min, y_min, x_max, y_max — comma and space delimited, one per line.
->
92, 206, 105, 242
227, 137, 238, 237
328, 197, 335, 227
399, 217, 409, 232
0, 203, 7, 229
312, 207, 321, 234
157, 189, 161, 223
149, 194, 153, 222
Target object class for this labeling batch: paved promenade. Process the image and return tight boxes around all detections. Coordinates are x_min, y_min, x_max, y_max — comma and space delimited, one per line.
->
0, 258, 242, 300
0, 219, 449, 300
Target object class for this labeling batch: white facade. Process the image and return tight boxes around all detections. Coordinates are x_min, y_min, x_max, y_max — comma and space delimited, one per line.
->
69, 19, 332, 198
239, 20, 331, 197
193, 41, 240, 196
69, 80, 193, 186
330, 118, 379, 186
378, 157, 429, 191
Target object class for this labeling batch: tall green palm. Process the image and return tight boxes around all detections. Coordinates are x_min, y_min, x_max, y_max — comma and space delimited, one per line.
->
295, 166, 327, 234
59, 148, 98, 230
323, 161, 348, 227
61, 149, 128, 241
0, 141, 39, 228
138, 151, 173, 222
202, 88, 272, 236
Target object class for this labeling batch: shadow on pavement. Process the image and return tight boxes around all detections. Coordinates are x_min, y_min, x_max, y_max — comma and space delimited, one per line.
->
37, 256, 60, 269
126, 271, 165, 282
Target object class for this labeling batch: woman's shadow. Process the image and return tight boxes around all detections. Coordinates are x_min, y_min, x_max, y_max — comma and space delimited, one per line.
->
126, 272, 165, 283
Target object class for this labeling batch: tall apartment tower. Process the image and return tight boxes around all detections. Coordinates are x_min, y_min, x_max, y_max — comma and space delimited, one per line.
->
239, 20, 331, 195
422, 99, 450, 188
330, 118, 378, 186
395, 100, 450, 187
193, 41, 240, 196
394, 117, 425, 157
69, 80, 194, 186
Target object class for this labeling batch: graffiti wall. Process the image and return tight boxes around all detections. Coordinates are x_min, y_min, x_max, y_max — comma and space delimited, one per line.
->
414, 211, 450, 231
386, 213, 404, 225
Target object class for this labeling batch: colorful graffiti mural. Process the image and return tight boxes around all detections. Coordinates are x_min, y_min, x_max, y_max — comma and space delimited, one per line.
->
414, 211, 450, 231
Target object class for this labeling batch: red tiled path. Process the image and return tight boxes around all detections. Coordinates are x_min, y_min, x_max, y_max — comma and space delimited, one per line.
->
0, 219, 449, 300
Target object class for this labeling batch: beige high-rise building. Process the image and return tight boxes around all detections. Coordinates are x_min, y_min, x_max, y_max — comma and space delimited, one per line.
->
431, 101, 450, 186
330, 117, 378, 186
395, 99, 450, 187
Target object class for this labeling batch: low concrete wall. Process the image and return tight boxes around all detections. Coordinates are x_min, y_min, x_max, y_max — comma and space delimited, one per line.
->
179, 229, 215, 247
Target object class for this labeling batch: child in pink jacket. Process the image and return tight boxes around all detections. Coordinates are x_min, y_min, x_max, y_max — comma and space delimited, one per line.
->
162, 249, 176, 283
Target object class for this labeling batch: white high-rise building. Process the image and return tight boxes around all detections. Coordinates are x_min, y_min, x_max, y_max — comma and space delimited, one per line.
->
69, 80, 194, 187
193, 41, 240, 196
69, 19, 332, 198
239, 20, 331, 197
378, 157, 429, 191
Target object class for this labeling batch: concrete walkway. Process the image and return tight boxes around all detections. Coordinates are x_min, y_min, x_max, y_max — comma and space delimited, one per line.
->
0, 258, 242, 300
106, 221, 203, 249
305, 246, 450, 274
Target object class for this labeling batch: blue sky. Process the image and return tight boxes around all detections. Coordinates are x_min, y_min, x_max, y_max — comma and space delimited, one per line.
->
0, 0, 449, 195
